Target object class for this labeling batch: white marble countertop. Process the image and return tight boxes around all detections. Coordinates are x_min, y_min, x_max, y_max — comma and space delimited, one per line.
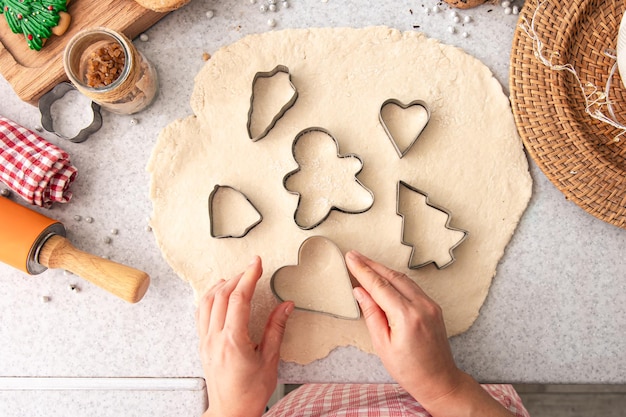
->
1, 0, 625, 388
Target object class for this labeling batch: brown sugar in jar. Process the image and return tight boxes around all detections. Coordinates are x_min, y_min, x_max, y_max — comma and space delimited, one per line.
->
64, 27, 158, 114
85, 42, 126, 88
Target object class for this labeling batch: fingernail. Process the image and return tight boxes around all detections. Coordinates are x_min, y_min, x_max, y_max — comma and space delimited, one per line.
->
353, 250, 367, 260
248, 256, 259, 267
208, 279, 226, 291
285, 302, 295, 316
353, 287, 363, 303
346, 250, 361, 262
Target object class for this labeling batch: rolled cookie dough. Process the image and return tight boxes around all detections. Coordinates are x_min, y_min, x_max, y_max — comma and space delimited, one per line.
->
148, 27, 532, 364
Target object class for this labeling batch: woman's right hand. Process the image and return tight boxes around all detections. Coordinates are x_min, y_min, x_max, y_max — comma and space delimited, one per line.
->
345, 250, 463, 406
345, 250, 516, 417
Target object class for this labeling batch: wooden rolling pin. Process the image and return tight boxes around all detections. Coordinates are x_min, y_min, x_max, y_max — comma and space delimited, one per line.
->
0, 197, 149, 303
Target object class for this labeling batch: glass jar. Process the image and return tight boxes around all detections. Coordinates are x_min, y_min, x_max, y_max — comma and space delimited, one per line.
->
63, 27, 158, 114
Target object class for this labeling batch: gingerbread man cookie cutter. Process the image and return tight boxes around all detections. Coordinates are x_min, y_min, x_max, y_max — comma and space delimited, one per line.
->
282, 127, 375, 230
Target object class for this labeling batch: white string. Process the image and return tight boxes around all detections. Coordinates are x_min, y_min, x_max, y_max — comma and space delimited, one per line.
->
519, 0, 626, 144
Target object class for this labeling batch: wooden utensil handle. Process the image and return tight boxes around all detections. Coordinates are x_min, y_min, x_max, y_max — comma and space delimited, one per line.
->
38, 235, 150, 303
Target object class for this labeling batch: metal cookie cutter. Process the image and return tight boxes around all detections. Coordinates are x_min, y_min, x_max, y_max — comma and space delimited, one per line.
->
283, 127, 375, 230
247, 65, 298, 142
270, 235, 361, 320
397, 180, 468, 269
38, 82, 103, 143
379, 98, 430, 158
208, 184, 263, 239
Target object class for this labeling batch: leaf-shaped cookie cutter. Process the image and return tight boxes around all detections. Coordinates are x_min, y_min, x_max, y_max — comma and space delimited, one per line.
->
283, 127, 375, 230
379, 98, 430, 158
397, 180, 468, 269
208, 184, 263, 238
270, 235, 361, 320
247, 65, 299, 142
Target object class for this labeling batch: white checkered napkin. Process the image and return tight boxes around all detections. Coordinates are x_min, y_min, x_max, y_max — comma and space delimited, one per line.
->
0, 116, 77, 208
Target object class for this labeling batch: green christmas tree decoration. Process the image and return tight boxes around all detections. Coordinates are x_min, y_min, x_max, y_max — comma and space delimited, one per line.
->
0, 0, 68, 51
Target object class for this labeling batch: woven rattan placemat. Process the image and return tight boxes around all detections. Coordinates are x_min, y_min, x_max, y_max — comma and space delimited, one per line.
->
510, 0, 626, 229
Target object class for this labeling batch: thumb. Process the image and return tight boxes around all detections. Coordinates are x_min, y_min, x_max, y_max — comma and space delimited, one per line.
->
354, 287, 390, 347
260, 301, 294, 360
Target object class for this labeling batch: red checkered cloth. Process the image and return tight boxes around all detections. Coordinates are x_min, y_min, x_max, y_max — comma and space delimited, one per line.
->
265, 384, 530, 417
0, 116, 77, 208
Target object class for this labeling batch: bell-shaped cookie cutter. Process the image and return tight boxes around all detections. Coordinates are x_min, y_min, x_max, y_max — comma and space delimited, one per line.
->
397, 180, 468, 269
38, 82, 103, 143
283, 127, 375, 230
208, 184, 263, 238
379, 98, 430, 158
247, 65, 298, 142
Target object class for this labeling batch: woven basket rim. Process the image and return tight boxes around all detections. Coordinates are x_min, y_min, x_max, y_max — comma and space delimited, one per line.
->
510, 0, 626, 229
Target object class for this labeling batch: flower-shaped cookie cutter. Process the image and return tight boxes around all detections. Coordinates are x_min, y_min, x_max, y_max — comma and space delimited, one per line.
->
208, 184, 263, 239
397, 180, 468, 269
283, 127, 375, 230
379, 98, 431, 158
38, 82, 103, 143
246, 65, 298, 142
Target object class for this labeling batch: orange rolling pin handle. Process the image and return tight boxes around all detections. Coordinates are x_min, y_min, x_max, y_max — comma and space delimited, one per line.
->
0, 196, 60, 274
0, 197, 149, 303
38, 235, 150, 304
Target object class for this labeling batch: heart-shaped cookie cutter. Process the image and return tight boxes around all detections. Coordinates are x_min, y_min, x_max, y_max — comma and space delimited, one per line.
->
270, 235, 361, 320
247, 65, 299, 142
397, 180, 468, 269
282, 127, 375, 230
379, 98, 430, 158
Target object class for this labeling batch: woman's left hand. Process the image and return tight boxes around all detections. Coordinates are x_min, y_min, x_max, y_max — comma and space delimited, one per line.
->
196, 256, 295, 417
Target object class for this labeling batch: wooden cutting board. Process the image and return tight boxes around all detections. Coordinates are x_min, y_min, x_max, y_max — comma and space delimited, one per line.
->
0, 0, 167, 105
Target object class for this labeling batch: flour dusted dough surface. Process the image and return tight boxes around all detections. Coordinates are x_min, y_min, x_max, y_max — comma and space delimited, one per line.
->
148, 27, 532, 364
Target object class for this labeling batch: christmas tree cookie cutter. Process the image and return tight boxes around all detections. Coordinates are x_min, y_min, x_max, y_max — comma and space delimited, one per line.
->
379, 98, 431, 158
246, 65, 298, 142
38, 82, 103, 143
397, 180, 468, 269
282, 127, 375, 230
208, 184, 263, 239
